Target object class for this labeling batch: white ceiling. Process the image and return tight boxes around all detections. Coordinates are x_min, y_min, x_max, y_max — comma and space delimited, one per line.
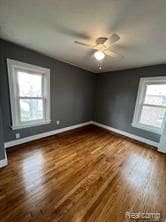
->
0, 0, 166, 73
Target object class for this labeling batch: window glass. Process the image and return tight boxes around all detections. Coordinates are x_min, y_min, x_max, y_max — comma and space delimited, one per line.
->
20, 99, 44, 122
144, 84, 166, 106
140, 105, 165, 128
17, 71, 42, 97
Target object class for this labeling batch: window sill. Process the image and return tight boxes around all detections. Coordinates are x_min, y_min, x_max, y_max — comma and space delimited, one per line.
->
11, 120, 51, 130
131, 122, 161, 135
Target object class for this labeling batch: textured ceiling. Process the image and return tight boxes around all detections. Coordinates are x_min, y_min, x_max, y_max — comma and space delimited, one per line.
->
0, 0, 166, 73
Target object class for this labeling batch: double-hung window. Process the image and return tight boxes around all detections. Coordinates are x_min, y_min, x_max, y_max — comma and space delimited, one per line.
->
132, 77, 166, 134
7, 59, 50, 129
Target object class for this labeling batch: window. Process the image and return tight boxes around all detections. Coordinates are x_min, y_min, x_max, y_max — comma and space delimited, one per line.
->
132, 77, 166, 134
7, 59, 50, 129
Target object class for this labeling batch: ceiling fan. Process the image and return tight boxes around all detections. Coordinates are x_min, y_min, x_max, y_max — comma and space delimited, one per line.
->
74, 33, 121, 65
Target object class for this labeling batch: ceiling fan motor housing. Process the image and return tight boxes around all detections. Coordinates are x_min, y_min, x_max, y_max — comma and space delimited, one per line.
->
96, 37, 108, 45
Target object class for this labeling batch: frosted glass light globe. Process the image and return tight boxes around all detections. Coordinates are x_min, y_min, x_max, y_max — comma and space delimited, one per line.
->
94, 51, 105, 61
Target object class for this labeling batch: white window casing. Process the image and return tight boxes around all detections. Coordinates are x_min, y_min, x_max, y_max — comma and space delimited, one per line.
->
132, 76, 166, 134
7, 59, 51, 130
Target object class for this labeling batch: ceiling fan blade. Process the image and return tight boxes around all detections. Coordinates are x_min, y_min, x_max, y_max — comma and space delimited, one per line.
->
104, 49, 121, 58
109, 33, 120, 44
85, 49, 97, 60
74, 41, 93, 48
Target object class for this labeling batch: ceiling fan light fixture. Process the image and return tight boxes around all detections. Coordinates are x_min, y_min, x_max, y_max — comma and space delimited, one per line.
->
94, 51, 105, 61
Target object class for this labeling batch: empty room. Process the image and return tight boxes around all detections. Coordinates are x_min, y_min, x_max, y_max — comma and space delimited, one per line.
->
0, 0, 166, 221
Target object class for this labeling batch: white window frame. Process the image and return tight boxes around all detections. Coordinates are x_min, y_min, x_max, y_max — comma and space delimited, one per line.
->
132, 76, 166, 135
7, 59, 51, 130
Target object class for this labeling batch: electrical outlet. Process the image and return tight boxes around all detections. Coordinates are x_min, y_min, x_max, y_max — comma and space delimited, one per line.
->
16, 133, 20, 139
56, 120, 60, 125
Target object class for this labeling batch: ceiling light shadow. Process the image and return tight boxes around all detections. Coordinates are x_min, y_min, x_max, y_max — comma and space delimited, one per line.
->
54, 23, 91, 40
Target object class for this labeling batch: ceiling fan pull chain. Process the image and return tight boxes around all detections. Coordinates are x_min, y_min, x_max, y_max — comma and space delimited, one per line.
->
98, 62, 102, 70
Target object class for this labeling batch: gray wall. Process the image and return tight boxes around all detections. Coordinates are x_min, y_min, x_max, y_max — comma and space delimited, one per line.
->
1, 38, 166, 148
94, 66, 166, 143
0, 39, 95, 143
0, 105, 5, 160
0, 43, 5, 160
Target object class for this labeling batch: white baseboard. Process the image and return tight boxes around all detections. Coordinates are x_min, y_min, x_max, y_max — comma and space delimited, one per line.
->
0, 152, 8, 168
92, 121, 159, 148
158, 142, 166, 154
5, 121, 93, 148
4, 120, 160, 151
158, 147, 166, 153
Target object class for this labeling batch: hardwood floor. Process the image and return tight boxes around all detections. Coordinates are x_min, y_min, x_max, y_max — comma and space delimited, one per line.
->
0, 125, 165, 222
